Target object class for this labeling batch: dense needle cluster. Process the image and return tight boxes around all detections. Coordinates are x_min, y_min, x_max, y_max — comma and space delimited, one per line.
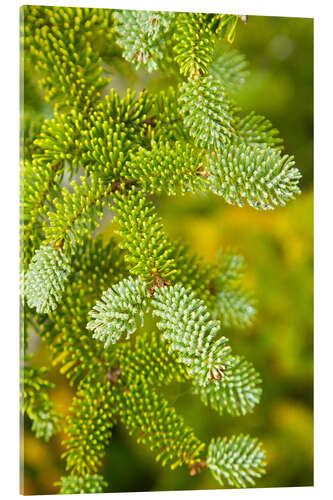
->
21, 6, 302, 493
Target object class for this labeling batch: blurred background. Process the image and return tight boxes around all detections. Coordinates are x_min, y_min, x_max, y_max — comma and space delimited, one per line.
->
23, 13, 313, 494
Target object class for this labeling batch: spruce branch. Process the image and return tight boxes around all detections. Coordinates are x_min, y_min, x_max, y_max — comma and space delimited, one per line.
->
179, 76, 235, 150
56, 475, 107, 494
116, 10, 175, 72
22, 157, 62, 270
195, 356, 262, 416
115, 374, 205, 469
215, 288, 256, 329
234, 111, 283, 150
210, 47, 249, 91
88, 276, 234, 388
32, 111, 84, 175
62, 373, 116, 476
113, 186, 176, 283
20, 6, 301, 491
117, 331, 189, 387
123, 140, 207, 195
97, 87, 155, 130
173, 13, 215, 78
207, 144, 301, 209
152, 87, 190, 143
90, 87, 155, 155
152, 284, 233, 386
21, 362, 62, 441
211, 14, 240, 43
21, 113, 43, 160
24, 245, 71, 313
23, 6, 112, 112
87, 276, 150, 348
80, 121, 133, 182
170, 240, 218, 309
210, 250, 257, 328
41, 235, 126, 385
207, 434, 266, 487
44, 174, 121, 252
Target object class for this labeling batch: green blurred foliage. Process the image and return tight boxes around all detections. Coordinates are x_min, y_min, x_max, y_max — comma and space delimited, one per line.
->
23, 12, 313, 494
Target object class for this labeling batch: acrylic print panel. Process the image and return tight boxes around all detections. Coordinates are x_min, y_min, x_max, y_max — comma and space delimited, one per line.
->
21, 4, 313, 495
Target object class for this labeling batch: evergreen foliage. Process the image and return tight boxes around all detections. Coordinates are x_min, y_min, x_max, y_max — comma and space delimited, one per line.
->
21, 5, 302, 493
234, 111, 283, 150
209, 47, 249, 92
61, 373, 116, 476
44, 174, 113, 252
116, 10, 175, 72
179, 75, 235, 150
40, 235, 126, 386
173, 13, 215, 78
195, 356, 262, 416
20, 360, 62, 441
207, 435, 267, 487
170, 240, 217, 308
152, 87, 190, 143
123, 140, 207, 195
113, 186, 176, 284
152, 284, 233, 386
56, 475, 107, 495
215, 288, 256, 329
22, 5, 114, 112
87, 276, 150, 347
88, 277, 262, 414
21, 114, 43, 160
115, 375, 205, 470
24, 245, 71, 313
212, 14, 243, 43
116, 331, 189, 387
212, 250, 256, 329
207, 145, 301, 209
